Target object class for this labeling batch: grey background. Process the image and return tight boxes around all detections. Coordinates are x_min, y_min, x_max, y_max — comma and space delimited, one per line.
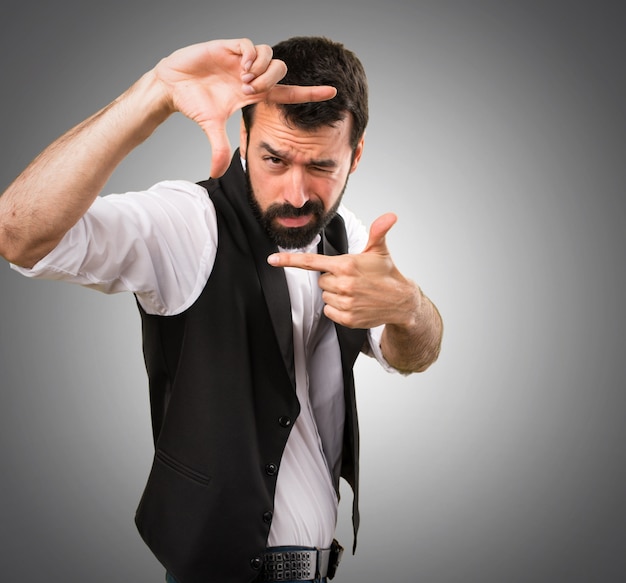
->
1, 0, 624, 581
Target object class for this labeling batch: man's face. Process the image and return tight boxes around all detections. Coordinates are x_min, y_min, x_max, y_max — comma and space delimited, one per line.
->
241, 102, 364, 249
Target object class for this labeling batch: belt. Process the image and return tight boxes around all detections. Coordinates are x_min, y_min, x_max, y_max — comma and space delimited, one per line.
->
259, 539, 343, 581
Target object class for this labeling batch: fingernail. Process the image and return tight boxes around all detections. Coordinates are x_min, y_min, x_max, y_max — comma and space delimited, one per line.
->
267, 254, 279, 266
241, 72, 255, 83
242, 84, 256, 95
243, 60, 253, 71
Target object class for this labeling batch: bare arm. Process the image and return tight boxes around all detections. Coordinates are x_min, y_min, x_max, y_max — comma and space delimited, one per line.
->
268, 213, 443, 373
379, 281, 443, 374
0, 38, 336, 268
0, 73, 170, 268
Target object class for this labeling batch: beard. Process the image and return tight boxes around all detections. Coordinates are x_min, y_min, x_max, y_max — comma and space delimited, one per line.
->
245, 166, 348, 249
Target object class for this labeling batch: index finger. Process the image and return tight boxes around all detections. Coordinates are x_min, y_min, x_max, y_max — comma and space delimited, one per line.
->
266, 84, 337, 104
267, 251, 337, 271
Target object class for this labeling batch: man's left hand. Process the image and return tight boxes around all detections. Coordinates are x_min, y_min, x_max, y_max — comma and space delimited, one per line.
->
267, 213, 420, 330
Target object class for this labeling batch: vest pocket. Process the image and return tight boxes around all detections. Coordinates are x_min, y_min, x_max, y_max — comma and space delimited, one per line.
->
155, 449, 212, 487
135, 448, 215, 572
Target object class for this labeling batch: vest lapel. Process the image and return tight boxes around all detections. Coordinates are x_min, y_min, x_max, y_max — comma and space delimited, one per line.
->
210, 153, 296, 390
319, 218, 369, 357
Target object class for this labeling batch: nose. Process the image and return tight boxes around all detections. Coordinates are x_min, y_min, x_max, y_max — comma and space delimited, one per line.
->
283, 167, 309, 208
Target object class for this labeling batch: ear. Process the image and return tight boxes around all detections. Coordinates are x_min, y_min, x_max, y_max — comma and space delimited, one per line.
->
349, 133, 366, 174
239, 117, 248, 158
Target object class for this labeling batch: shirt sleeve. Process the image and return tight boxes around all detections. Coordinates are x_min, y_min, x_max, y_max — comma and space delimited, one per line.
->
338, 205, 400, 374
11, 180, 217, 316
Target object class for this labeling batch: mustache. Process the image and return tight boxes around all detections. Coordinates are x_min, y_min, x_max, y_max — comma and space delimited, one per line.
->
264, 199, 325, 220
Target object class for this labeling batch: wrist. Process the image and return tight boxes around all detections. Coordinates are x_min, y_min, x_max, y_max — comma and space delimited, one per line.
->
121, 69, 174, 136
389, 277, 422, 330
381, 286, 443, 374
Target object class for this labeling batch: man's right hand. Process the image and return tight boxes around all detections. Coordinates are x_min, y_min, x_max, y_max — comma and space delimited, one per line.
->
153, 38, 336, 177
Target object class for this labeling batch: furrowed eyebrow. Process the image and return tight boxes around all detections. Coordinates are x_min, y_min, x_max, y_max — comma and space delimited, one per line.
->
259, 142, 288, 160
259, 141, 338, 169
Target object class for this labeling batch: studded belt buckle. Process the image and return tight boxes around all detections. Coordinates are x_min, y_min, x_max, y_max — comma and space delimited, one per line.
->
261, 549, 316, 581
260, 540, 343, 581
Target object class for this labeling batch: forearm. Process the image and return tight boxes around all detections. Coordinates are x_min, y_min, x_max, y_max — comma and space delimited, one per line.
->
380, 283, 443, 374
0, 69, 171, 268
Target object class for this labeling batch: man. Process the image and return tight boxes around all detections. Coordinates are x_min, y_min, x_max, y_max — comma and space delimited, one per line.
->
0, 37, 442, 583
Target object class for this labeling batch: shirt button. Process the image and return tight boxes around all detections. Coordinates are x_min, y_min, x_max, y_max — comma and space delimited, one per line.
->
265, 463, 278, 476
263, 511, 273, 524
250, 557, 262, 570
278, 416, 292, 428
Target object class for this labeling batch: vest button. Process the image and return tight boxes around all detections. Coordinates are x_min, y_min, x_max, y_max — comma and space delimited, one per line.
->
278, 416, 292, 428
263, 510, 273, 524
250, 557, 263, 570
265, 463, 278, 476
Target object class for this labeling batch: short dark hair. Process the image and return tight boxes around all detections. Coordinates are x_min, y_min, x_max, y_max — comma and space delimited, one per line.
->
242, 36, 368, 151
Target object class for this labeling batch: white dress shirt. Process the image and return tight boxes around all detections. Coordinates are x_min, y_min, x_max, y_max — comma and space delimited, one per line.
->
12, 179, 394, 548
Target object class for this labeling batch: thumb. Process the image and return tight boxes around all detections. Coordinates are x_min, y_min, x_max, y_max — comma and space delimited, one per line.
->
204, 124, 233, 178
362, 212, 397, 254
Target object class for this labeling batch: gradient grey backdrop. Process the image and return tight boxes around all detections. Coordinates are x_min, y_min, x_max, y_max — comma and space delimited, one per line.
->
1, 1, 624, 581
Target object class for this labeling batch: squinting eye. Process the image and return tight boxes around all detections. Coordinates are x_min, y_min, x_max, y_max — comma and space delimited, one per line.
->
311, 166, 332, 174
265, 156, 283, 166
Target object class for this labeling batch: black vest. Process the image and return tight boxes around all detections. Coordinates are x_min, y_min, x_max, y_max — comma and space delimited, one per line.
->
134, 152, 366, 583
